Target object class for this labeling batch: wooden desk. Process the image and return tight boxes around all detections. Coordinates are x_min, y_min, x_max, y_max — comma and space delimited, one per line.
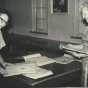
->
11, 61, 81, 87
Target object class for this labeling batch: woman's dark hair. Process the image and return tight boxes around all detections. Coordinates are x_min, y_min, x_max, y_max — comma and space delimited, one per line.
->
0, 9, 10, 38
0, 9, 12, 59
0, 9, 11, 27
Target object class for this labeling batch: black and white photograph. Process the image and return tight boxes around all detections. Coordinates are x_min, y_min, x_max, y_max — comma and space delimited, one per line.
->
0, 0, 88, 88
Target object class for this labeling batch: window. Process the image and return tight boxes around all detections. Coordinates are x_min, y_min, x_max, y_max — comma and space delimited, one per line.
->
32, 0, 48, 34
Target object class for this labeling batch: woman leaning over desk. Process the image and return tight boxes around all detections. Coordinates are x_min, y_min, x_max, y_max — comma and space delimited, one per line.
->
0, 12, 9, 75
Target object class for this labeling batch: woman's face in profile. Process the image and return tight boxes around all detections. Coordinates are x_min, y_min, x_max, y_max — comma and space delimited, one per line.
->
0, 14, 8, 28
0, 18, 6, 28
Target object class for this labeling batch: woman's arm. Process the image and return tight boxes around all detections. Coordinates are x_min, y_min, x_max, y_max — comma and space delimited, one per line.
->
0, 55, 6, 69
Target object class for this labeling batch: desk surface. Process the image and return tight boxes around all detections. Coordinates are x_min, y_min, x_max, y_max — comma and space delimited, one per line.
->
13, 61, 81, 87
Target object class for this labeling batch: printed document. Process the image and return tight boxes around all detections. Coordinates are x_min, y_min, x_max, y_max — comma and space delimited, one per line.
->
23, 67, 53, 79
3, 63, 39, 77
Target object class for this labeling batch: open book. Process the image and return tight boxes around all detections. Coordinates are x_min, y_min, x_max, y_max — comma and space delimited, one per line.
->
23, 54, 56, 66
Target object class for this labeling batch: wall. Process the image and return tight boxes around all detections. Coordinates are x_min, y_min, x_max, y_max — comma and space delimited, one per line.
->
4, 0, 32, 32
48, 0, 79, 42
3, 0, 80, 43
0, 0, 4, 9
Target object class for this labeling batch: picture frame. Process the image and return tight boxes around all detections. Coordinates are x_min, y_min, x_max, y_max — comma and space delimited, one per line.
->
51, 0, 68, 14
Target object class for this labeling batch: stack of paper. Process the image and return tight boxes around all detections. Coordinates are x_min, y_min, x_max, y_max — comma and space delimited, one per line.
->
23, 67, 53, 79
23, 56, 56, 66
3, 63, 38, 77
63, 44, 84, 50
62, 44, 88, 59
62, 44, 88, 55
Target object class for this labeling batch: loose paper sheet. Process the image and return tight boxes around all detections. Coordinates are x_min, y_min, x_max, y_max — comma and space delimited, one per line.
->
23, 67, 53, 79
3, 63, 39, 77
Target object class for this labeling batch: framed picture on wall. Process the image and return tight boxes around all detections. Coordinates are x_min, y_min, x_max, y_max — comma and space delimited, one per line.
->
51, 0, 68, 14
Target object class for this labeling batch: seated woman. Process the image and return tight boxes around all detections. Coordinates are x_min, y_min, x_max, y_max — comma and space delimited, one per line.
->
0, 13, 9, 74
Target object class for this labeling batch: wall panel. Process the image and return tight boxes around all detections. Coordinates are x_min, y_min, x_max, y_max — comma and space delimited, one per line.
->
4, 0, 32, 32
